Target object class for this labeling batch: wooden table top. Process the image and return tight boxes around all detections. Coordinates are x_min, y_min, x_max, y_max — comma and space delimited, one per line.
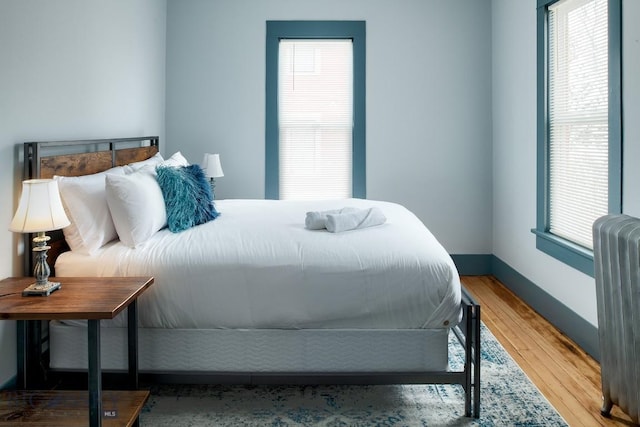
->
0, 277, 154, 320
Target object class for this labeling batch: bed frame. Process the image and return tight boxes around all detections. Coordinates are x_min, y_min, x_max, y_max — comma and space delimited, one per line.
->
19, 136, 481, 418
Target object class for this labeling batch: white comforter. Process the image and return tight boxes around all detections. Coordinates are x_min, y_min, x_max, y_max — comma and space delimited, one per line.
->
56, 199, 461, 330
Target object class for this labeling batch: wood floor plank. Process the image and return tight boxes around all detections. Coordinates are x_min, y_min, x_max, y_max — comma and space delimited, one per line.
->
0, 390, 149, 427
461, 276, 636, 426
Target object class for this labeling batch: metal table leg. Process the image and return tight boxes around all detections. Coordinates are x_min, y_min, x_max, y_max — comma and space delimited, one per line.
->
88, 319, 102, 427
127, 300, 140, 427
128, 300, 138, 390
16, 320, 26, 389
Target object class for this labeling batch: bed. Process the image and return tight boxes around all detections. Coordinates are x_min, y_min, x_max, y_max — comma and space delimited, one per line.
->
20, 136, 481, 418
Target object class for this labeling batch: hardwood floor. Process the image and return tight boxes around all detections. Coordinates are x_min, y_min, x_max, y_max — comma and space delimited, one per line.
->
461, 275, 637, 427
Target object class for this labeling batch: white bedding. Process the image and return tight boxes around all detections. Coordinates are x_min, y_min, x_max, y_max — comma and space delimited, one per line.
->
55, 199, 461, 330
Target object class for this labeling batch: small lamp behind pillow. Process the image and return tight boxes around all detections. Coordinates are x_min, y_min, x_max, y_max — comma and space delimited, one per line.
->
202, 153, 224, 198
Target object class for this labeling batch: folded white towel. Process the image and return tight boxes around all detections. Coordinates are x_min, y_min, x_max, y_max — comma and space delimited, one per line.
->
305, 207, 359, 230
326, 207, 387, 233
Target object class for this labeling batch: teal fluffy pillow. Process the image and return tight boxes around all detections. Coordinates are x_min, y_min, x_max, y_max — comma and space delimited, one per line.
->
156, 164, 220, 232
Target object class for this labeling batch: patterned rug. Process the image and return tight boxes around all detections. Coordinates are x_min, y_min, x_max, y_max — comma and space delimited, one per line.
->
140, 324, 568, 426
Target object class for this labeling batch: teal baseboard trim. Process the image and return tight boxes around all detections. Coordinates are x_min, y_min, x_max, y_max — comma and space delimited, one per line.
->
491, 255, 600, 361
453, 253, 600, 360
1, 375, 16, 390
450, 254, 493, 275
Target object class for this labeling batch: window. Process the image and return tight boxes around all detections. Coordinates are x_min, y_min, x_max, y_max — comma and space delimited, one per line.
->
534, 0, 621, 276
266, 21, 365, 200
278, 40, 353, 200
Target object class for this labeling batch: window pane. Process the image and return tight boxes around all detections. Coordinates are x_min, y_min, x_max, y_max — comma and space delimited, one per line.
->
278, 40, 353, 200
548, 0, 608, 249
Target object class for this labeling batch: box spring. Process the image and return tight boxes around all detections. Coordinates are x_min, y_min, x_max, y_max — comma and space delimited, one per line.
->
49, 321, 449, 373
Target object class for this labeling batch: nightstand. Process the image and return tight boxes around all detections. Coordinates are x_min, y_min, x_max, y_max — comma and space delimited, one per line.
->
0, 276, 153, 427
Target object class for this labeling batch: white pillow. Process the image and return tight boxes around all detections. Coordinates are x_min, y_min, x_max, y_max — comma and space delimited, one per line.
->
123, 152, 164, 173
105, 167, 167, 248
160, 151, 189, 168
55, 166, 127, 255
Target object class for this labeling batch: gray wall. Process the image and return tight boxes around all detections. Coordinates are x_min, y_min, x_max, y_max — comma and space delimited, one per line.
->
491, 0, 640, 327
0, 0, 166, 387
165, 0, 494, 254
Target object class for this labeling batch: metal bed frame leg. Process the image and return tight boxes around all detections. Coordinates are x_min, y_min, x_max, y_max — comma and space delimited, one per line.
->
473, 304, 481, 418
464, 304, 472, 417
461, 287, 481, 418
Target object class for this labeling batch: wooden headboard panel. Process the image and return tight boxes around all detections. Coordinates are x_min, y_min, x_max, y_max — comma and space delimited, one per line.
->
25, 136, 159, 180
22, 136, 159, 276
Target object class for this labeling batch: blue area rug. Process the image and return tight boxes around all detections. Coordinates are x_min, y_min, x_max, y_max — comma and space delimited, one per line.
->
140, 324, 568, 426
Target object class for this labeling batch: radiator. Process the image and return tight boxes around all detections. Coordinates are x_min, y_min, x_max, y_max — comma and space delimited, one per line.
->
593, 214, 640, 423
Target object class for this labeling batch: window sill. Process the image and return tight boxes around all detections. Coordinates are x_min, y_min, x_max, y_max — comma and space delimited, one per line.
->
531, 229, 594, 277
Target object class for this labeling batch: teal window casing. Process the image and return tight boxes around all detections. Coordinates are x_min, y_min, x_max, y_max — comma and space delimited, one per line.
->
533, 0, 622, 277
265, 21, 366, 200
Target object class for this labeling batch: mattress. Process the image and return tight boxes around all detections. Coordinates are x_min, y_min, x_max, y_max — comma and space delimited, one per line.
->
55, 199, 462, 330
48, 322, 449, 373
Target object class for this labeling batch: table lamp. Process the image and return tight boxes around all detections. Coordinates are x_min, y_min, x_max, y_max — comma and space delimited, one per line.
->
202, 153, 224, 197
9, 179, 70, 296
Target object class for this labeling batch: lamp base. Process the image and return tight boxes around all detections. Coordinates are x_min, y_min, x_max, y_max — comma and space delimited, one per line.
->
22, 281, 61, 297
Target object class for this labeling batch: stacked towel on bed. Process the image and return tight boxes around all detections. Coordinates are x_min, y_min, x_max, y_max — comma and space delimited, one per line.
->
305, 207, 387, 233
305, 207, 359, 230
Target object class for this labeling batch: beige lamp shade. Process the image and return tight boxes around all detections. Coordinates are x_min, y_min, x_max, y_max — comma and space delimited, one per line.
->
202, 153, 224, 178
9, 179, 70, 233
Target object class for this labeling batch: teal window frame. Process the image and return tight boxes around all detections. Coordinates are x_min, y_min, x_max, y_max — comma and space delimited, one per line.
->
265, 21, 366, 200
533, 0, 622, 277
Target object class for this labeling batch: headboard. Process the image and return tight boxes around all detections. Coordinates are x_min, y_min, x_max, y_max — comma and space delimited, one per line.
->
22, 136, 160, 276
